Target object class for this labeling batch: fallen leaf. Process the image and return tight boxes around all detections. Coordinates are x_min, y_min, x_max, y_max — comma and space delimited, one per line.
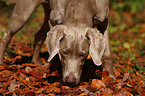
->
22, 63, 38, 67
25, 67, 32, 73
23, 91, 35, 96
102, 92, 113, 96
13, 75, 35, 89
45, 86, 61, 93
41, 58, 47, 63
102, 76, 114, 84
86, 85, 97, 92
8, 79, 19, 92
0, 88, 6, 94
113, 91, 128, 96
102, 70, 109, 78
51, 82, 61, 87
0, 64, 7, 71
87, 54, 92, 59
79, 93, 89, 95
117, 72, 130, 89
61, 86, 81, 95
29, 70, 43, 79
35, 88, 44, 94
91, 79, 106, 89
0, 70, 13, 77
79, 85, 90, 93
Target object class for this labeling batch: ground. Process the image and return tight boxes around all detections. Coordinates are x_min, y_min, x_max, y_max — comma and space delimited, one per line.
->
0, 3, 145, 96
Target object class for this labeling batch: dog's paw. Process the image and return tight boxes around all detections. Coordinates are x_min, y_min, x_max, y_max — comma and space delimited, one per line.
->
32, 58, 43, 65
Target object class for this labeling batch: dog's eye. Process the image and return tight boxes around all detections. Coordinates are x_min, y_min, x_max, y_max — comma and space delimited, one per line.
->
79, 54, 84, 57
79, 52, 86, 58
63, 51, 69, 55
61, 50, 70, 56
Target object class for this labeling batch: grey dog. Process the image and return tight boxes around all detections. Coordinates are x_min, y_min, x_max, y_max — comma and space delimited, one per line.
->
0, 0, 115, 85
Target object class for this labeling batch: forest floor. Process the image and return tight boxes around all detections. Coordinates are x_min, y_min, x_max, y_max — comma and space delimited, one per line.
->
0, 5, 145, 96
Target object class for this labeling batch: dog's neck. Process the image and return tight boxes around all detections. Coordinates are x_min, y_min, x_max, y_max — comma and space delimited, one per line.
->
63, 0, 95, 28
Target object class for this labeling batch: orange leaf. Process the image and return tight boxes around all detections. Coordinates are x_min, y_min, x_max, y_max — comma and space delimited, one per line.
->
22, 63, 38, 67
87, 54, 92, 59
102, 93, 113, 96
91, 79, 106, 89
86, 85, 97, 92
51, 70, 58, 76
13, 75, 35, 89
0, 88, 6, 94
51, 82, 61, 87
35, 88, 45, 94
0, 70, 13, 77
0, 64, 7, 71
45, 86, 61, 93
41, 58, 47, 63
29, 70, 43, 79
102, 70, 109, 78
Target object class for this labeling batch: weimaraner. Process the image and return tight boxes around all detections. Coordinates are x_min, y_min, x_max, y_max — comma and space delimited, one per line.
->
0, 0, 115, 85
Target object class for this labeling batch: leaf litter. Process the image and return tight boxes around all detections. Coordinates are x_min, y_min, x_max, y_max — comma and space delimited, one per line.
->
0, 5, 145, 96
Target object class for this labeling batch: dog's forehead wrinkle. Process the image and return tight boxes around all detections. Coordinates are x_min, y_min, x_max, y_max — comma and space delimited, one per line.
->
60, 26, 90, 52
64, 25, 87, 36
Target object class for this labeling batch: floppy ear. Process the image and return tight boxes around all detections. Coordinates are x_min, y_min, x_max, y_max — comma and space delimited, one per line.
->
86, 28, 106, 66
46, 25, 66, 62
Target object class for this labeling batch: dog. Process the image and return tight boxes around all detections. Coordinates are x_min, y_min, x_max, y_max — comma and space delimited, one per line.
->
0, 0, 115, 85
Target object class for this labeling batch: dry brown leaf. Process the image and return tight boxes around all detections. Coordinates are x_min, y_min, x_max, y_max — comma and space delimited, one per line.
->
42, 81, 51, 86
45, 86, 61, 93
35, 88, 44, 94
102, 76, 115, 89
13, 75, 35, 89
0, 64, 7, 71
23, 91, 36, 96
47, 93, 56, 96
51, 70, 58, 76
113, 91, 129, 96
79, 85, 90, 93
41, 57, 47, 63
10, 56, 22, 64
29, 70, 43, 79
25, 67, 32, 73
61, 86, 70, 94
42, 73, 47, 78
79, 93, 89, 95
141, 92, 145, 96
117, 72, 130, 89
102, 70, 109, 78
86, 85, 97, 92
0, 70, 13, 77
102, 93, 113, 96
91, 79, 106, 89
8, 79, 19, 92
0, 88, 6, 94
51, 82, 61, 87
22, 63, 38, 67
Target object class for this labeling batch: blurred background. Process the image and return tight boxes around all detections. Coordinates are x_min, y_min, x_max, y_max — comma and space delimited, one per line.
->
0, 0, 145, 73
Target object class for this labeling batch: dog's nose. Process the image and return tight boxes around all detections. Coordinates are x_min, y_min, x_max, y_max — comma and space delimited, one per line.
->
65, 74, 76, 85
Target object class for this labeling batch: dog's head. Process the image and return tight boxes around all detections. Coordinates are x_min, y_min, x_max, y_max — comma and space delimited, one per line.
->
46, 25, 105, 86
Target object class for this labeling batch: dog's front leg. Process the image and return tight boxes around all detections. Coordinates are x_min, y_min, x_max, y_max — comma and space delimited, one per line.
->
97, 19, 115, 80
0, 0, 41, 64
32, 3, 50, 64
